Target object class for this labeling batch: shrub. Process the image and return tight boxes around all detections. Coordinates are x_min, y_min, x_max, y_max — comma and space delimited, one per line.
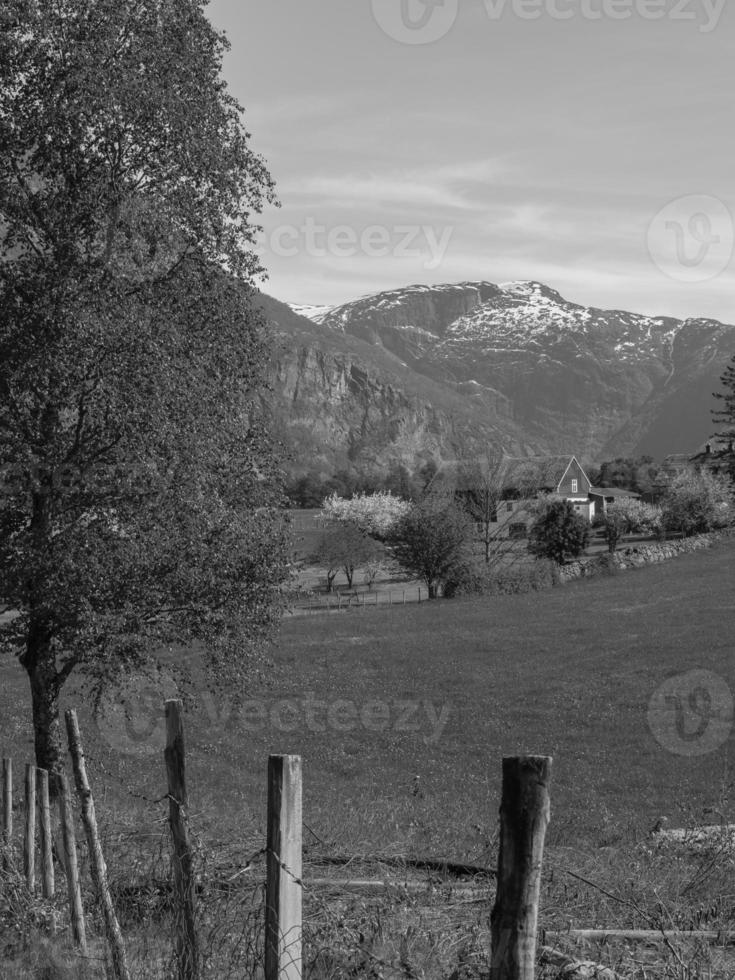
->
527, 499, 589, 564
607, 498, 663, 534
444, 558, 560, 597
661, 470, 733, 537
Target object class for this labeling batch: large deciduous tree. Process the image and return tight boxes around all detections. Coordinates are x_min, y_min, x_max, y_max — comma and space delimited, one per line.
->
0, 0, 289, 790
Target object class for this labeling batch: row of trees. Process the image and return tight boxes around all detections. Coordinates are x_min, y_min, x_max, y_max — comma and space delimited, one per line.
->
310, 465, 735, 597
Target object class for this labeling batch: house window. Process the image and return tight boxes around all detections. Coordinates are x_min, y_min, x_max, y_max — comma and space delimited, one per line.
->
506, 501, 513, 512
571, 479, 578, 493
508, 523, 527, 539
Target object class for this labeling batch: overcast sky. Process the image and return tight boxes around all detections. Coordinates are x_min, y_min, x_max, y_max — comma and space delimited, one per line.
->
208, 0, 734, 321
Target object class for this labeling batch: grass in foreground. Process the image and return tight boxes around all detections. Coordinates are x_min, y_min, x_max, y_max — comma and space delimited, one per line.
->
1, 540, 734, 976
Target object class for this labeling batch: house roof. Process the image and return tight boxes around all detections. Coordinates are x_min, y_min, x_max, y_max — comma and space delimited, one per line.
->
429, 454, 591, 495
501, 455, 588, 492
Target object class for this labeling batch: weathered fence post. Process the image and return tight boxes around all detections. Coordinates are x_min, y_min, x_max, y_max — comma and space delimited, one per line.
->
65, 709, 130, 980
490, 755, 552, 980
24, 763, 36, 891
37, 768, 54, 899
164, 699, 198, 980
58, 773, 87, 951
2, 758, 11, 867
265, 754, 302, 980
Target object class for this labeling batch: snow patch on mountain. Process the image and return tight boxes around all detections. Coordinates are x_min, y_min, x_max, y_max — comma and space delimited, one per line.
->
288, 303, 333, 324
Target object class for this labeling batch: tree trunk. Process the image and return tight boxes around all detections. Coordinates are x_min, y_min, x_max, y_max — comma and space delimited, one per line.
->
25, 642, 64, 800
344, 564, 354, 588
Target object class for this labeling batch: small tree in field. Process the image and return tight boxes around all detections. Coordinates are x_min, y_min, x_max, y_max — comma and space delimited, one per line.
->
390, 496, 473, 598
312, 524, 382, 592
601, 510, 627, 553
528, 500, 589, 564
456, 453, 508, 565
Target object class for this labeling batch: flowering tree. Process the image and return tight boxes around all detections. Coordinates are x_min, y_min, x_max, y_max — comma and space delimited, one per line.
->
661, 470, 733, 536
321, 491, 412, 539
606, 499, 663, 535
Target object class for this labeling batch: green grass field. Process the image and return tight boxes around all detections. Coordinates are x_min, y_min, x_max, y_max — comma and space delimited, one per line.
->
1, 538, 733, 862
2, 540, 735, 977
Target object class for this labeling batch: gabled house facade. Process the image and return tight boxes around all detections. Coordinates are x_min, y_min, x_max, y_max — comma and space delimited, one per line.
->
429, 454, 599, 538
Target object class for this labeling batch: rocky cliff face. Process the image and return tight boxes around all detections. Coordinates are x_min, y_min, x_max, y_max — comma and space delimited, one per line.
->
259, 294, 540, 477
257, 281, 735, 477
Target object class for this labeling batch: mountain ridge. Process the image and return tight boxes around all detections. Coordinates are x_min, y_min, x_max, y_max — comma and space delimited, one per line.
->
256, 280, 735, 477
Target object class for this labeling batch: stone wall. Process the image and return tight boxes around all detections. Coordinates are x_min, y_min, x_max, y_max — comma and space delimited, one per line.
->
557, 529, 734, 584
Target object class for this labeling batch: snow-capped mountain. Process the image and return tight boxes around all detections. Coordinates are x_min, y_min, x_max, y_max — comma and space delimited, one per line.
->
261, 281, 735, 477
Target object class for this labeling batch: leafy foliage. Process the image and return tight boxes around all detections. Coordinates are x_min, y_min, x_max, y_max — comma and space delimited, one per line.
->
589, 456, 664, 494
0, 0, 287, 783
601, 511, 627, 554
712, 352, 735, 444
312, 524, 383, 591
527, 500, 589, 564
660, 470, 733, 537
390, 496, 473, 598
606, 498, 663, 535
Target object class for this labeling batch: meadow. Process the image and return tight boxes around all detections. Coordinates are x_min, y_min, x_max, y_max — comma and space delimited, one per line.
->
1, 538, 734, 977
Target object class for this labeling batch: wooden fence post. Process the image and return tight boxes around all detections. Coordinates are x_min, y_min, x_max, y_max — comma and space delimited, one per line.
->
265, 754, 302, 980
24, 763, 36, 892
58, 773, 87, 951
2, 758, 11, 867
37, 768, 54, 899
490, 755, 552, 980
164, 699, 198, 980
65, 709, 130, 980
